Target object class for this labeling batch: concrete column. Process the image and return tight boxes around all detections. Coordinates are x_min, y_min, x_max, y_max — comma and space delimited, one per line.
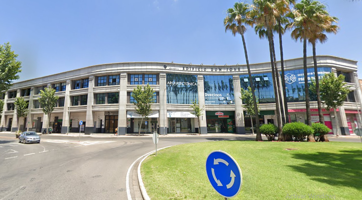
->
26, 87, 35, 131
159, 73, 167, 135
338, 106, 350, 135
233, 75, 245, 134
11, 89, 21, 132
41, 84, 52, 133
85, 76, 94, 134
197, 75, 207, 134
61, 80, 71, 133
0, 92, 8, 131
117, 73, 127, 135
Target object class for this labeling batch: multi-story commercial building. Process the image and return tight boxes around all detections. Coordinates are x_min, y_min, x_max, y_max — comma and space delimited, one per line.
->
1, 55, 361, 135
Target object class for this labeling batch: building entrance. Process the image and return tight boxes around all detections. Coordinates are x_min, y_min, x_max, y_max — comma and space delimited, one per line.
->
206, 111, 235, 133
105, 115, 118, 133
168, 118, 192, 133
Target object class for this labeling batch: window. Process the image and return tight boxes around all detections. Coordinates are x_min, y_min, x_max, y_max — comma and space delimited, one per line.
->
130, 74, 143, 85
130, 92, 136, 103
96, 94, 105, 104
33, 100, 40, 108
108, 75, 120, 85
82, 79, 89, 88
7, 103, 14, 110
53, 84, 60, 92
80, 95, 87, 105
36, 86, 46, 94
166, 74, 198, 104
108, 93, 119, 104
72, 96, 79, 106
21, 88, 31, 96
337, 71, 351, 82
74, 80, 81, 89
145, 74, 157, 85
97, 76, 107, 86
8, 91, 17, 98
129, 92, 157, 103
347, 91, 355, 102
58, 98, 65, 107
61, 83, 66, 91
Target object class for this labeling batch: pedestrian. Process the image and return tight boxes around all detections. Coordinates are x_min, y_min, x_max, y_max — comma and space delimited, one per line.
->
115, 128, 118, 136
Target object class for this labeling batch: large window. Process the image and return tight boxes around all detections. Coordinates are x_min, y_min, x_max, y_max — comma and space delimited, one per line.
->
204, 75, 234, 105
80, 95, 88, 105
130, 74, 143, 85
8, 91, 17, 98
240, 73, 275, 103
166, 74, 198, 104
61, 83, 66, 91
74, 80, 82, 89
129, 92, 157, 103
145, 74, 157, 85
108, 75, 120, 85
108, 93, 119, 104
21, 88, 31, 96
82, 79, 89, 88
53, 84, 60, 92
7, 103, 14, 110
97, 76, 107, 86
72, 96, 79, 106
96, 94, 106, 104
58, 97, 65, 107
33, 100, 40, 108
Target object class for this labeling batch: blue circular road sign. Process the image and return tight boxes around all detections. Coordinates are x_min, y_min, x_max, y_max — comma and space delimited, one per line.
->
206, 151, 242, 198
79, 121, 83, 126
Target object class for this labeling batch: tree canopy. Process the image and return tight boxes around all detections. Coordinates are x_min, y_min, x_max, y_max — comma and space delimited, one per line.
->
0, 43, 22, 94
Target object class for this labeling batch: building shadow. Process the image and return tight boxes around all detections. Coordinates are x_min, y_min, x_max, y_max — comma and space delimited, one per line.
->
0, 140, 14, 144
288, 150, 362, 190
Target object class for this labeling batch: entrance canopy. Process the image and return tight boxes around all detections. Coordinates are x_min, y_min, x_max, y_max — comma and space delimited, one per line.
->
127, 111, 159, 118
167, 111, 197, 118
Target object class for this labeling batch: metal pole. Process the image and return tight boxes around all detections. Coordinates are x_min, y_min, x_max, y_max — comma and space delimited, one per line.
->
79, 125, 80, 142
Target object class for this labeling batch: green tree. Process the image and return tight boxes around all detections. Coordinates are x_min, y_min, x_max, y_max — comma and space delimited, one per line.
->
224, 2, 261, 141
190, 99, 204, 134
0, 43, 22, 94
0, 99, 4, 115
131, 84, 155, 136
241, 87, 259, 134
39, 87, 59, 134
14, 97, 28, 132
313, 73, 350, 137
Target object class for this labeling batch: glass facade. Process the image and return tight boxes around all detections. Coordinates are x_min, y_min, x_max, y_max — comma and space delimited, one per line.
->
240, 67, 331, 103
166, 74, 198, 104
204, 75, 234, 105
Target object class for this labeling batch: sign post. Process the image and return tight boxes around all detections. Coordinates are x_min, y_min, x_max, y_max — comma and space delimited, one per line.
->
152, 131, 159, 155
206, 151, 242, 199
79, 121, 83, 142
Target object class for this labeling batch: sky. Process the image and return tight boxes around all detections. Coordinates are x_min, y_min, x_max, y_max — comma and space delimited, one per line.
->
0, 0, 361, 82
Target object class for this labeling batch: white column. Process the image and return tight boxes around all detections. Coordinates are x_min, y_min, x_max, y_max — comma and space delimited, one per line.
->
353, 72, 362, 130
11, 89, 21, 132
0, 92, 8, 131
85, 76, 94, 134
197, 75, 207, 134
26, 87, 35, 131
117, 73, 127, 135
61, 80, 71, 133
233, 75, 245, 134
159, 73, 167, 135
42, 84, 52, 133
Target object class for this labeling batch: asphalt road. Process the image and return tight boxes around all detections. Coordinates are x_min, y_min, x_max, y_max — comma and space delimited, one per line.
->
0, 133, 360, 200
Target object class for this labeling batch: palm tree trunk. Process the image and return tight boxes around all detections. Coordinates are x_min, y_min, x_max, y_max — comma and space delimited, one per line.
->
266, 27, 282, 139
312, 42, 324, 124
303, 39, 314, 142
241, 34, 261, 141
278, 19, 289, 123
250, 116, 254, 135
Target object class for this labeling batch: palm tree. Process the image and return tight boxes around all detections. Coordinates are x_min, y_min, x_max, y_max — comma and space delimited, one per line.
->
249, 0, 283, 139
224, 2, 261, 141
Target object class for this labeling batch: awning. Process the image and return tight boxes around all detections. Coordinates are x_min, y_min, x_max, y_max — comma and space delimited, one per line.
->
127, 111, 159, 118
167, 111, 197, 118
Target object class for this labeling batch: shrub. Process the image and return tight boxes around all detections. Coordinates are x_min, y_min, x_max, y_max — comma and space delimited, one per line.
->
282, 122, 314, 141
312, 123, 330, 136
260, 123, 278, 141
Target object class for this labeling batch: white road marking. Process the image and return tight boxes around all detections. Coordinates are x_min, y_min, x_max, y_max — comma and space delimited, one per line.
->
42, 139, 114, 146
24, 153, 35, 156
5, 156, 18, 160
0, 185, 26, 200
38, 150, 49, 153
5, 149, 18, 154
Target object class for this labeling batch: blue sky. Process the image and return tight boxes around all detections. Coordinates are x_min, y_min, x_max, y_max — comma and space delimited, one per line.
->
0, 0, 361, 82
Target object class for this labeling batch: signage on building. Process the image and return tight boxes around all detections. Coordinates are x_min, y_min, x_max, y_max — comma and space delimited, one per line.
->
127, 111, 159, 118
218, 115, 229, 118
215, 112, 224, 116
167, 111, 197, 118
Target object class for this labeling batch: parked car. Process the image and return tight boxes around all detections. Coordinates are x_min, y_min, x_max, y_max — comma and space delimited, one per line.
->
19, 131, 41, 144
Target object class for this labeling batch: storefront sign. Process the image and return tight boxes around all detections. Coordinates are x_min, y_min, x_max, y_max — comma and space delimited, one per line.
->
167, 111, 197, 118
218, 115, 229, 118
215, 112, 224, 116
127, 111, 159, 118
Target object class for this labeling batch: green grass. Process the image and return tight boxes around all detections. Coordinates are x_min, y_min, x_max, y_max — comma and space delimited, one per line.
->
141, 141, 362, 200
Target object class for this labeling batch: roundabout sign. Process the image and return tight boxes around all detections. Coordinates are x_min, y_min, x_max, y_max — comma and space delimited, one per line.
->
206, 151, 242, 198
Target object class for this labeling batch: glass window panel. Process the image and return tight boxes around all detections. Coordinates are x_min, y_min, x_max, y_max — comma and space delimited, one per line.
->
145, 74, 157, 85
108, 93, 119, 104
97, 76, 107, 86
72, 96, 79, 106
58, 98, 65, 107
108, 75, 120, 85
130, 74, 143, 85
96, 94, 105, 104
204, 75, 234, 105
166, 74, 198, 104
82, 79, 89, 88
80, 95, 88, 105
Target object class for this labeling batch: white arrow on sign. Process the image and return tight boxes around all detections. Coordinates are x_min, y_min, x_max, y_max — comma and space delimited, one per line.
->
226, 170, 236, 189
214, 158, 229, 166
211, 168, 223, 186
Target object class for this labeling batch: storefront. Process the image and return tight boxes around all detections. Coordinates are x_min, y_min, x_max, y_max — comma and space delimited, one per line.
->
167, 111, 196, 133
345, 110, 362, 135
127, 111, 159, 133
206, 111, 235, 133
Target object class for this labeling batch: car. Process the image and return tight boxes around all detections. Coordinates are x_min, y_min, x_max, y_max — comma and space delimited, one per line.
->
19, 131, 41, 144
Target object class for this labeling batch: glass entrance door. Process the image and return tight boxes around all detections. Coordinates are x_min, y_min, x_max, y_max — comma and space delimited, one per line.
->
105, 115, 118, 133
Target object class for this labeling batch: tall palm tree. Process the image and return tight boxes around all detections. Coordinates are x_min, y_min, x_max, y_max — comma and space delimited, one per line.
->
224, 2, 262, 141
249, 0, 283, 138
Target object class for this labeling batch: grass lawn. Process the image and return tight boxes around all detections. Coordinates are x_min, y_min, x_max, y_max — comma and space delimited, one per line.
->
141, 141, 362, 200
